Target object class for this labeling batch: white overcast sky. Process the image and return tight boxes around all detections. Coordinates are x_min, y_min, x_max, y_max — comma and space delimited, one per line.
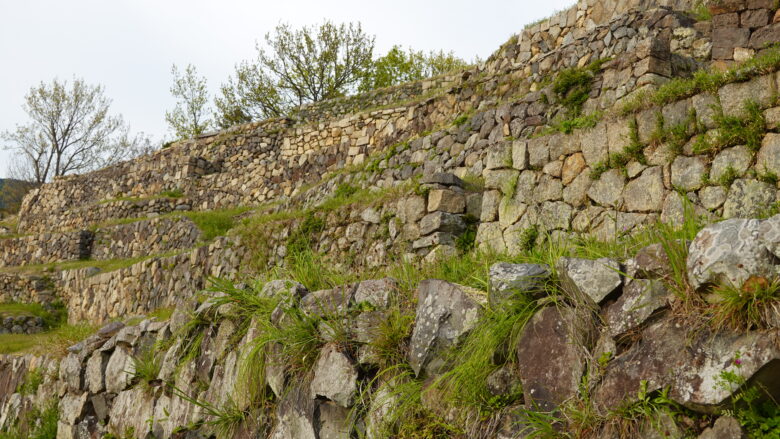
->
0, 0, 575, 178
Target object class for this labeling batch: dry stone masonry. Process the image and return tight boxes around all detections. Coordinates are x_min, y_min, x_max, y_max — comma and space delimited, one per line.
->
2, 0, 780, 437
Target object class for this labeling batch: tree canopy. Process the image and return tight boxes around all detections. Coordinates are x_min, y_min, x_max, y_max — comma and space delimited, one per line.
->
2, 78, 151, 184
215, 20, 376, 128
166, 64, 212, 139
359, 46, 469, 92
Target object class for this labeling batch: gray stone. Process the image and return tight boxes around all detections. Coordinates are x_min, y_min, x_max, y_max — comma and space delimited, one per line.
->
354, 278, 398, 309
318, 401, 353, 439
512, 140, 528, 170
719, 75, 775, 117
516, 306, 596, 411
360, 207, 381, 224
489, 262, 550, 305
104, 346, 134, 393
687, 218, 777, 290
59, 353, 82, 392
581, 123, 608, 167
557, 257, 622, 305
419, 212, 466, 236
422, 172, 463, 187
396, 196, 427, 223
757, 133, 780, 177
671, 156, 707, 191
85, 351, 108, 393
698, 416, 745, 439
261, 279, 308, 299
483, 169, 519, 190
534, 175, 563, 202
59, 392, 89, 426
563, 171, 592, 207
486, 366, 519, 397
485, 143, 513, 170
723, 179, 777, 219
605, 279, 670, 340
587, 169, 625, 208
700, 186, 727, 210
539, 201, 572, 230
711, 145, 752, 182
623, 166, 665, 212
310, 344, 358, 408
480, 190, 501, 222
477, 222, 507, 254
269, 385, 318, 439
594, 316, 780, 413
408, 280, 485, 377
300, 284, 356, 317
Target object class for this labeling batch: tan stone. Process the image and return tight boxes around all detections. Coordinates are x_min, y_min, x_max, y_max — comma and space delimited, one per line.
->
562, 153, 586, 185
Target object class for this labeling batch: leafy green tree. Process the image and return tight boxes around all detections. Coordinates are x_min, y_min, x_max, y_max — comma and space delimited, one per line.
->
215, 21, 375, 128
166, 64, 212, 138
2, 78, 151, 184
360, 46, 469, 92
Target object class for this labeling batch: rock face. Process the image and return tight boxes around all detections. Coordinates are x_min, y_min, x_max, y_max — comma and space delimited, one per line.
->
310, 344, 358, 408
515, 306, 597, 411
408, 279, 485, 377
594, 316, 780, 413
557, 257, 622, 305
488, 262, 550, 304
687, 218, 779, 290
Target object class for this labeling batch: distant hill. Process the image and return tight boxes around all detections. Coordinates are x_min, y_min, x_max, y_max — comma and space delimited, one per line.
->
0, 179, 36, 213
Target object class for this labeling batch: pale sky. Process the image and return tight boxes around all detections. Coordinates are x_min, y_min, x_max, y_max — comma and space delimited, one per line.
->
0, 0, 575, 178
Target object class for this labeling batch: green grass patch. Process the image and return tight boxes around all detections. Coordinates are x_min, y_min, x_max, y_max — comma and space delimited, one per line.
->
183, 206, 252, 241
621, 46, 780, 114
0, 323, 97, 357
0, 302, 66, 329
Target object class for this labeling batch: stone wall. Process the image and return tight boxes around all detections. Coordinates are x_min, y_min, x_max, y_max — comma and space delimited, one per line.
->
709, 0, 780, 65
91, 217, 202, 260
0, 230, 92, 267
15, 6, 707, 238
58, 237, 245, 323
3, 214, 780, 438
0, 273, 56, 306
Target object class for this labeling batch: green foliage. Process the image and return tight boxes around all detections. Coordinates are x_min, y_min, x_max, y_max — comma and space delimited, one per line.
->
688, 0, 712, 21
553, 111, 602, 134
17, 367, 44, 395
452, 114, 470, 127
718, 166, 741, 187
455, 215, 478, 253
434, 298, 537, 419
286, 213, 326, 256
216, 20, 375, 125
0, 400, 58, 439
159, 188, 184, 198
715, 354, 780, 438
166, 64, 212, 139
622, 46, 780, 114
519, 225, 540, 253
169, 383, 249, 439
130, 346, 162, 388
711, 279, 780, 331
184, 206, 251, 241
360, 45, 469, 92
712, 101, 767, 152
0, 302, 65, 329
552, 59, 607, 117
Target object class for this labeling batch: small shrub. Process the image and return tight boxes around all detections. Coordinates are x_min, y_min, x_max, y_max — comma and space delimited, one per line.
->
159, 188, 184, 198
519, 225, 540, 252
711, 279, 780, 331
131, 347, 162, 388
717, 166, 740, 187
17, 368, 44, 395
452, 114, 470, 127
713, 100, 766, 152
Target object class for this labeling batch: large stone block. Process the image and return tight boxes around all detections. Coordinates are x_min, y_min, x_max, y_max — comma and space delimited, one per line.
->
408, 280, 485, 377
623, 166, 665, 212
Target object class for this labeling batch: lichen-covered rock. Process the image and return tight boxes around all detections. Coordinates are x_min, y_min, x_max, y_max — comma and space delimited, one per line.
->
310, 344, 358, 408
318, 401, 353, 439
594, 316, 780, 413
557, 257, 622, 305
104, 345, 134, 394
698, 416, 745, 439
687, 218, 777, 290
354, 278, 398, 309
488, 262, 550, 305
419, 212, 466, 236
587, 169, 625, 208
301, 284, 356, 317
671, 155, 707, 191
516, 306, 597, 411
605, 279, 670, 340
59, 353, 82, 392
622, 166, 665, 212
723, 179, 777, 219
408, 279, 485, 377
270, 385, 318, 439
